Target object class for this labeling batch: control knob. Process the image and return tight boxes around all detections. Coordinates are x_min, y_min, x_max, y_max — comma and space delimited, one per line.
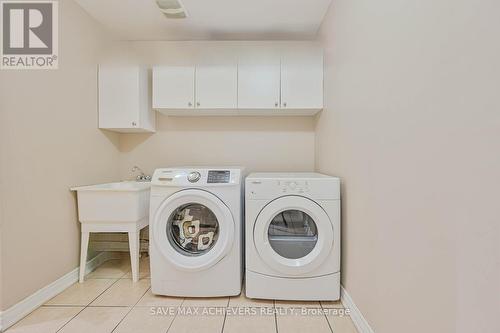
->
187, 171, 201, 183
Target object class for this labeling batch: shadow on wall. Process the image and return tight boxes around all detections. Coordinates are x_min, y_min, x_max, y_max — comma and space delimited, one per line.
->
119, 114, 316, 152
100, 128, 121, 151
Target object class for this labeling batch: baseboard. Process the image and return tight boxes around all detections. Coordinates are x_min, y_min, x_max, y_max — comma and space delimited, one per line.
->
341, 285, 375, 333
0, 252, 119, 332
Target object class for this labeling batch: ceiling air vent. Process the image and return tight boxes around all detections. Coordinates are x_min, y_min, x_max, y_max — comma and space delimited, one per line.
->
156, 0, 187, 19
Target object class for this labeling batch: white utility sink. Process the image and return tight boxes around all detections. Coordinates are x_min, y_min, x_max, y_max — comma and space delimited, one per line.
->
71, 181, 151, 283
71, 181, 150, 223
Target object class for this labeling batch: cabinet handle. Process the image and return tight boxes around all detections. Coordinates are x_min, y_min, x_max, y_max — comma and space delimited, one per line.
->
283, 102, 287, 107
196, 102, 200, 107
132, 121, 137, 126
275, 102, 278, 107
188, 102, 192, 107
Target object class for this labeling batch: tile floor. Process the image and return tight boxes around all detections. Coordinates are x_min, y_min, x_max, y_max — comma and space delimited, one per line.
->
6, 256, 357, 333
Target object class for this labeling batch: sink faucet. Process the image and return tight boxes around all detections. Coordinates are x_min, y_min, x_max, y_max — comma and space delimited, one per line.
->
131, 166, 152, 182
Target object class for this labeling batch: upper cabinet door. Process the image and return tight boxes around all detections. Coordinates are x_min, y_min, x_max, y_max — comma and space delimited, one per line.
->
195, 65, 237, 109
99, 66, 138, 129
281, 49, 323, 109
153, 66, 195, 109
98, 65, 155, 133
238, 55, 281, 109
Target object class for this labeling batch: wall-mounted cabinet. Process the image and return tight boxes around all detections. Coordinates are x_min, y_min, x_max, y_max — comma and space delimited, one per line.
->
152, 66, 195, 109
98, 65, 155, 132
281, 50, 323, 110
153, 64, 238, 112
153, 47, 323, 116
238, 57, 281, 109
196, 65, 238, 109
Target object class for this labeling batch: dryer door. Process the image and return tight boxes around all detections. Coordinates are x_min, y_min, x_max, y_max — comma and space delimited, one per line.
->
253, 196, 333, 275
152, 189, 235, 271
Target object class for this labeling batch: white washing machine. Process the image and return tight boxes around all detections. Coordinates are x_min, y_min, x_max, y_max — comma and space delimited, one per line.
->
245, 173, 340, 300
149, 167, 244, 297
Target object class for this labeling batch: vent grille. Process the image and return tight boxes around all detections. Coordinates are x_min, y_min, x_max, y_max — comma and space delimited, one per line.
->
156, 0, 187, 19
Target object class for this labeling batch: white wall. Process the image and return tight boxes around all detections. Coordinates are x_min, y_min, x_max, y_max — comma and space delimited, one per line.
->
316, 0, 500, 332
0, 0, 120, 310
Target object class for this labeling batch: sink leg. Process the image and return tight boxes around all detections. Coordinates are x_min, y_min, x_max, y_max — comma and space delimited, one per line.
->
79, 232, 90, 283
129, 231, 140, 282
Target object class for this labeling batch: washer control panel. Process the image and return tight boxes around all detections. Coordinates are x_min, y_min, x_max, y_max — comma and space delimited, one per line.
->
207, 170, 231, 183
152, 168, 242, 187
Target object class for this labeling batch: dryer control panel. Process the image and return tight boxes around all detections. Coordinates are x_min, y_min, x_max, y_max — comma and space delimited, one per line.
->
246, 173, 340, 200
278, 180, 310, 194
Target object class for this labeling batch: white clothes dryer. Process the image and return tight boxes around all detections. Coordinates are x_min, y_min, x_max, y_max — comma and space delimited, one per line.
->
245, 173, 340, 300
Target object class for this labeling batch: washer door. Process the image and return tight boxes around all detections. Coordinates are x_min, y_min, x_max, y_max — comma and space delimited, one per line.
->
153, 189, 235, 271
253, 196, 333, 275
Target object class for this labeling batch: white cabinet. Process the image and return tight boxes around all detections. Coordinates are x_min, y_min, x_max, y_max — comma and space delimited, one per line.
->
238, 62, 281, 109
152, 47, 323, 116
281, 50, 323, 109
153, 65, 237, 114
195, 65, 237, 109
152, 66, 195, 109
98, 66, 155, 133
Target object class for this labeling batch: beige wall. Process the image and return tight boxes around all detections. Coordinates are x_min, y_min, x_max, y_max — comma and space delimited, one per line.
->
114, 41, 317, 179
0, 0, 120, 310
119, 116, 315, 179
316, 0, 500, 332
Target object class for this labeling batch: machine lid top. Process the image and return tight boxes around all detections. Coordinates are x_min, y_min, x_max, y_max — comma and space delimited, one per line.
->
247, 172, 338, 180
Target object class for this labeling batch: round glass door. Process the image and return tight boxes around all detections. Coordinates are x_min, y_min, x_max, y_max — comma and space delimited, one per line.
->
268, 210, 318, 259
152, 189, 235, 272
253, 195, 334, 275
167, 203, 219, 256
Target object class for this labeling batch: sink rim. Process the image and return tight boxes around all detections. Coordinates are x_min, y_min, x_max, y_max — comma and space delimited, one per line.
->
70, 181, 151, 192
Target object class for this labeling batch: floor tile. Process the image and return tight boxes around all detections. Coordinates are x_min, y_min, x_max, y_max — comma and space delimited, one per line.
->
229, 290, 274, 308
5, 307, 83, 333
320, 300, 344, 308
45, 279, 116, 306
181, 297, 229, 308
274, 300, 322, 308
86, 259, 131, 279
276, 311, 331, 333
326, 313, 358, 333
90, 278, 150, 306
57, 307, 129, 333
136, 288, 184, 307
223, 309, 276, 333
113, 306, 175, 333
167, 312, 225, 333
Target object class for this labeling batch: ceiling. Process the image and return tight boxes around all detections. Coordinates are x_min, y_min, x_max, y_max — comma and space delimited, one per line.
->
75, 0, 333, 40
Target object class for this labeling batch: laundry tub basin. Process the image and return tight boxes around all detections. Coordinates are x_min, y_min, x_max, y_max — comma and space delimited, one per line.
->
71, 181, 151, 223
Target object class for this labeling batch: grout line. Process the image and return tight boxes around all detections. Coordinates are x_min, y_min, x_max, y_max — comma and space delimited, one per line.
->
320, 301, 334, 333
219, 297, 230, 333
55, 261, 126, 333
86, 278, 122, 306
42, 304, 88, 308
84, 305, 131, 308
54, 306, 86, 333
110, 282, 151, 332
165, 297, 186, 333
273, 300, 279, 333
